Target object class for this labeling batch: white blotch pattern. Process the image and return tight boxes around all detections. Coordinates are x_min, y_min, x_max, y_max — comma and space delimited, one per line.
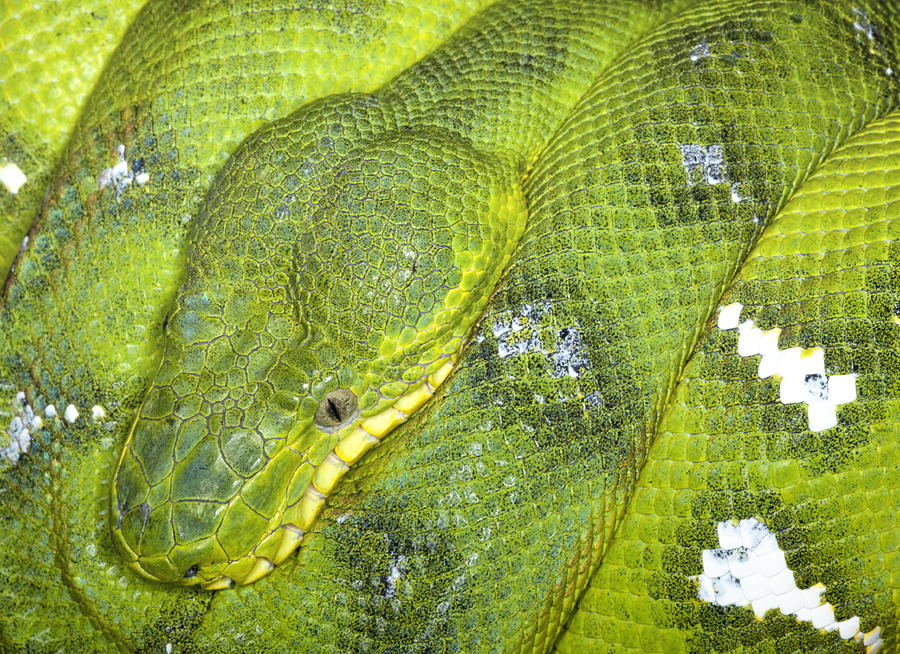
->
64, 404, 80, 424
680, 144, 726, 186
717, 302, 857, 432
696, 518, 882, 653
0, 162, 27, 194
491, 302, 590, 378
98, 144, 149, 200
689, 39, 711, 61
2, 391, 42, 465
492, 306, 545, 359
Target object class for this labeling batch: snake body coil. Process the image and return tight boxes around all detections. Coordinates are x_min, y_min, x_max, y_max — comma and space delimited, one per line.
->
1, 0, 898, 651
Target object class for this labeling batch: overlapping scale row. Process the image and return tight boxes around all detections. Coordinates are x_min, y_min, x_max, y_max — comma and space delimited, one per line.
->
557, 108, 900, 654
0, 0, 492, 649
198, 1, 897, 652
0, 0, 898, 651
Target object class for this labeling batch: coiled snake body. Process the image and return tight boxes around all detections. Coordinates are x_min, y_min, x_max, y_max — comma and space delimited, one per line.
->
1, 0, 898, 651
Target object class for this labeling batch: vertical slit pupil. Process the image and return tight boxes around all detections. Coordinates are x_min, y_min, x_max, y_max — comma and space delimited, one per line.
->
327, 398, 342, 421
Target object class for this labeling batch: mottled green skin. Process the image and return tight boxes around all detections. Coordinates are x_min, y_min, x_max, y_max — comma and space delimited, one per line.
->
1, 1, 899, 653
113, 99, 528, 583
0, 0, 145, 277
557, 110, 900, 654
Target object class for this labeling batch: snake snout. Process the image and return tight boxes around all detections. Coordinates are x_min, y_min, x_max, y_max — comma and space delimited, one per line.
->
108, 103, 531, 587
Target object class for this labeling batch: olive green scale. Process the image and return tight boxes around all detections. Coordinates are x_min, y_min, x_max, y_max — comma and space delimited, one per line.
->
110, 0, 687, 588
0, 0, 898, 651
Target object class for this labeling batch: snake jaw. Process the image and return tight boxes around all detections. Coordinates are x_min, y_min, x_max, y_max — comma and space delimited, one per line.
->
197, 361, 461, 589
333, 427, 380, 465
201, 555, 274, 589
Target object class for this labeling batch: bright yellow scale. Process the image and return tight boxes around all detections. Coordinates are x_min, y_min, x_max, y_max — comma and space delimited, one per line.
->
3, 0, 898, 651
203, 358, 455, 589
110, 121, 527, 588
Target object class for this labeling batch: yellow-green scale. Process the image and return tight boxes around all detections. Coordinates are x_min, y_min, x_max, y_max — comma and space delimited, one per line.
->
556, 109, 900, 653
111, 0, 698, 587
0, 0, 493, 648
0, 0, 898, 651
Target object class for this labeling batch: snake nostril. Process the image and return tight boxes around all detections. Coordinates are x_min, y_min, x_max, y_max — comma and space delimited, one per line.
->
314, 389, 359, 429
184, 564, 199, 579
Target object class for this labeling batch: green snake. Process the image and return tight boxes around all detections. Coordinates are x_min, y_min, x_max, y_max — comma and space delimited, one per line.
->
1, 0, 898, 651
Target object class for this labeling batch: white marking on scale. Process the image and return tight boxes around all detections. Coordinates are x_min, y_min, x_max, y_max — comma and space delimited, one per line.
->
98, 143, 148, 199
0, 162, 27, 194
3, 419, 30, 464
717, 303, 857, 432
64, 404, 79, 424
384, 554, 406, 598
689, 39, 711, 61
44, 404, 57, 419
680, 144, 726, 186
864, 627, 883, 653
2, 391, 43, 464
91, 405, 106, 422
852, 7, 876, 41
695, 518, 881, 652
551, 327, 590, 378
717, 302, 743, 330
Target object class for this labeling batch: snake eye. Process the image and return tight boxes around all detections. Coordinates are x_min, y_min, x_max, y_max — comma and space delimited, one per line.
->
184, 564, 199, 579
314, 389, 358, 429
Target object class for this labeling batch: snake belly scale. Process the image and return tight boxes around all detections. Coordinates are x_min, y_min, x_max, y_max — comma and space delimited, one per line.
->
0, 0, 898, 651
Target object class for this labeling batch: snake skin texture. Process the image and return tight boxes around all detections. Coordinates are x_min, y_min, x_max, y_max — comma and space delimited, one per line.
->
0, 0, 898, 652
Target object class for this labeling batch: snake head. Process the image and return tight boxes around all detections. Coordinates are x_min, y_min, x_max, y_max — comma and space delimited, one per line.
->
109, 102, 527, 587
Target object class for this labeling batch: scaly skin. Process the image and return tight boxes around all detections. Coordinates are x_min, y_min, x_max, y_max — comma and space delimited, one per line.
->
1, 1, 898, 652
110, 0, 694, 590
0, 0, 145, 276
